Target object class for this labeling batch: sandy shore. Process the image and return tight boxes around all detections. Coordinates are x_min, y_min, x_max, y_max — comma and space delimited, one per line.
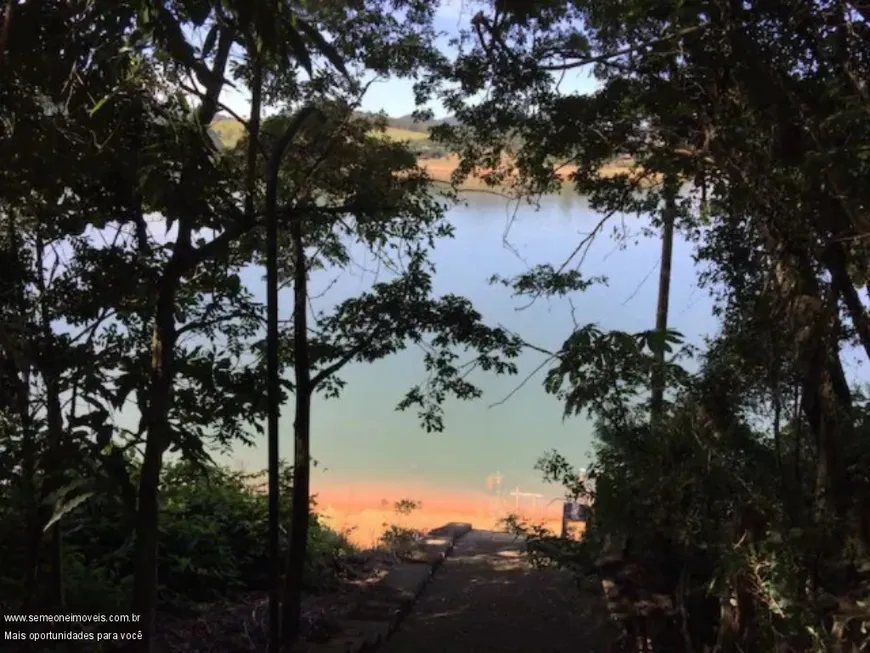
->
310, 480, 569, 548
418, 155, 645, 191
238, 472, 585, 548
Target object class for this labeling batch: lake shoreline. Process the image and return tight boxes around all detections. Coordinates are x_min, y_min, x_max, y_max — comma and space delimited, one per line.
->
312, 481, 565, 547
418, 154, 649, 191
243, 473, 566, 547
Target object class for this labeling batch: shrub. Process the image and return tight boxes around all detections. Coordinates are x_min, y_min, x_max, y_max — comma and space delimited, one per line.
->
0, 460, 358, 617
379, 499, 425, 558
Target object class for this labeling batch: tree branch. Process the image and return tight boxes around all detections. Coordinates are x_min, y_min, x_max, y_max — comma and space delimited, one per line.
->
196, 27, 235, 127
310, 328, 381, 390
477, 12, 705, 74
176, 310, 264, 338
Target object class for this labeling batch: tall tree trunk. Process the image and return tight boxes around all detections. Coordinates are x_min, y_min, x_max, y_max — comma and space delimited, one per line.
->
243, 42, 280, 653
128, 26, 232, 651
5, 209, 39, 629
650, 173, 678, 429
133, 287, 177, 653
767, 229, 852, 525
20, 364, 38, 653
0, 0, 15, 75
35, 223, 66, 609
799, 319, 852, 524
826, 240, 870, 364
281, 216, 312, 650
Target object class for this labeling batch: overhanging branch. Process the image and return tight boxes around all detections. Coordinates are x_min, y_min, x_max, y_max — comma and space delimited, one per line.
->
476, 11, 706, 74
310, 327, 382, 389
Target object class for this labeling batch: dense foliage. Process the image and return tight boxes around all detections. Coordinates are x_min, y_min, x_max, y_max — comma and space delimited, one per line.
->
416, 1, 870, 651
0, 460, 353, 616
0, 1, 519, 651
6, 0, 870, 651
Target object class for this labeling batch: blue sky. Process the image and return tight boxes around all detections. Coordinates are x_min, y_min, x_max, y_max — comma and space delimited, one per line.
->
214, 1, 599, 120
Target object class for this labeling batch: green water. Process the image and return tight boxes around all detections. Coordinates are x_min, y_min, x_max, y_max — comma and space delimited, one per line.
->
218, 191, 718, 496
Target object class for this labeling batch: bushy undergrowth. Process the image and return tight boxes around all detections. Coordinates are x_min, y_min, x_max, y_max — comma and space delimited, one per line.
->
0, 461, 357, 617
506, 406, 870, 653
378, 499, 426, 558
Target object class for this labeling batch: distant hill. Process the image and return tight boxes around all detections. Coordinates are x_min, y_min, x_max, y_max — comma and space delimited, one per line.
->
359, 112, 459, 133
208, 112, 634, 183
209, 112, 456, 151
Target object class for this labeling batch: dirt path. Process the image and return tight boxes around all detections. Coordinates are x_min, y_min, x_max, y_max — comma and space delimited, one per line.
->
381, 530, 614, 653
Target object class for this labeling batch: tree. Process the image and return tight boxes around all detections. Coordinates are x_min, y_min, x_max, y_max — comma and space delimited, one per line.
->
650, 173, 678, 431
419, 1, 870, 650
3, 3, 522, 653
2, 1, 345, 648
0, 0, 153, 620
236, 96, 521, 650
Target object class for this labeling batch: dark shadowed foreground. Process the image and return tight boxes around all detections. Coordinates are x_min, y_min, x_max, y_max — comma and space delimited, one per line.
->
382, 530, 614, 653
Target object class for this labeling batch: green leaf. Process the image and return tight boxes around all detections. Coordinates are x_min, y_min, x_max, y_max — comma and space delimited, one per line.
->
202, 23, 219, 57
90, 94, 111, 116
114, 372, 138, 410
663, 329, 684, 344
44, 492, 95, 532
295, 18, 348, 79
42, 479, 89, 508
284, 22, 313, 77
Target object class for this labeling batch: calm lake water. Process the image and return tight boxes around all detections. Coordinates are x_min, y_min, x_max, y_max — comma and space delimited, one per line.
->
218, 188, 720, 497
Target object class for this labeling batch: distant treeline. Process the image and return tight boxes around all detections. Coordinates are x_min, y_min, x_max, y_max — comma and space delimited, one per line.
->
209, 112, 628, 163
212, 111, 456, 135
368, 112, 459, 133
407, 141, 451, 159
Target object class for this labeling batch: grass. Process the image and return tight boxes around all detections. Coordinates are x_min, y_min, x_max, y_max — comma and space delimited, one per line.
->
208, 119, 430, 150
208, 119, 641, 188
379, 126, 430, 141
209, 119, 246, 149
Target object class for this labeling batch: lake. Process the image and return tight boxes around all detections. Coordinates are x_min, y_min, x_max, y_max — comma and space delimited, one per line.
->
219, 188, 719, 505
